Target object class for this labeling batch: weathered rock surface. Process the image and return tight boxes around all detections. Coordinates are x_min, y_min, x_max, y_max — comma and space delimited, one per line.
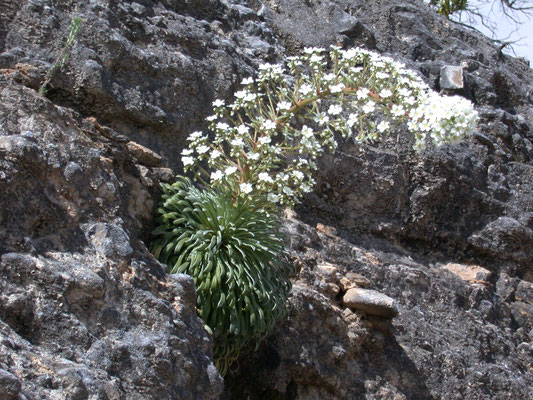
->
1, 0, 532, 399
0, 81, 223, 398
342, 288, 399, 318
226, 216, 533, 399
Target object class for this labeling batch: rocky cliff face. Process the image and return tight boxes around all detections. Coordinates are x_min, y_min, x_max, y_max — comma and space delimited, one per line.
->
0, 1, 532, 399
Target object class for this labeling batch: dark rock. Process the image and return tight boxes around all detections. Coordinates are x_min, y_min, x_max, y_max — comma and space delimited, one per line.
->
83, 223, 134, 260
469, 216, 533, 263
515, 281, 533, 304
151, 167, 175, 182
511, 301, 533, 331
0, 368, 21, 400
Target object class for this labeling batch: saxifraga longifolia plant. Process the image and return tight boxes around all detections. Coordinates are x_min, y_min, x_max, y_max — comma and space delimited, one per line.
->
153, 45, 478, 375
151, 177, 291, 375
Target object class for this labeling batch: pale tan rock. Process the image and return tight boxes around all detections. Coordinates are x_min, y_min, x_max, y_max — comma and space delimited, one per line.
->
127, 141, 162, 166
339, 277, 356, 292
325, 282, 340, 297
442, 263, 492, 283
339, 273, 372, 291
346, 272, 371, 288
342, 308, 354, 318
317, 263, 338, 282
343, 288, 399, 318
316, 223, 337, 235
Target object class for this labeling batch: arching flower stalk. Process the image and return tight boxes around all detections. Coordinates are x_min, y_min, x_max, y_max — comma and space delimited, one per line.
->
183, 46, 478, 207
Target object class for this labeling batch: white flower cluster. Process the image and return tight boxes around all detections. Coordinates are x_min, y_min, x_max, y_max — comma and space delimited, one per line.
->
182, 46, 478, 206
408, 92, 478, 150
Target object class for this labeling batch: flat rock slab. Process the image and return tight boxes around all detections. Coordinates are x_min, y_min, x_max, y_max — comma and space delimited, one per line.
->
442, 263, 492, 283
342, 288, 399, 318
127, 141, 162, 166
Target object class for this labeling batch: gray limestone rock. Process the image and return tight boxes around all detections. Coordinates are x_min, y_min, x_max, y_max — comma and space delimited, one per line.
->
1, 0, 533, 399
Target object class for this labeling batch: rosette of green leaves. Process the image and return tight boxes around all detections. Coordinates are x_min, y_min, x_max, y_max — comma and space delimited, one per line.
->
151, 177, 291, 375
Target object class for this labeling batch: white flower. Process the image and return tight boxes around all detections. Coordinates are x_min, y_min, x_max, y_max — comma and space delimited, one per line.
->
282, 186, 294, 195
234, 90, 248, 99
182, 156, 194, 166
379, 89, 393, 98
277, 101, 292, 111
187, 131, 203, 141
216, 122, 230, 131
211, 170, 224, 181
330, 83, 344, 94
299, 84, 314, 96
304, 47, 325, 54
278, 173, 289, 181
362, 101, 375, 114
292, 170, 304, 181
398, 88, 412, 97
287, 57, 303, 67
342, 48, 359, 60
237, 125, 249, 135
309, 54, 323, 64
259, 62, 273, 70
243, 92, 257, 102
240, 183, 253, 194
302, 182, 313, 193
258, 172, 273, 182
225, 166, 237, 175
404, 96, 416, 106
258, 63, 284, 78
231, 137, 245, 147
301, 125, 314, 137
196, 145, 210, 154
179, 46, 478, 207
328, 104, 342, 115
206, 115, 218, 122
356, 88, 370, 99
315, 113, 330, 126
391, 104, 405, 117
377, 121, 390, 133
347, 113, 359, 127
263, 120, 277, 131
267, 193, 279, 203
258, 136, 271, 145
